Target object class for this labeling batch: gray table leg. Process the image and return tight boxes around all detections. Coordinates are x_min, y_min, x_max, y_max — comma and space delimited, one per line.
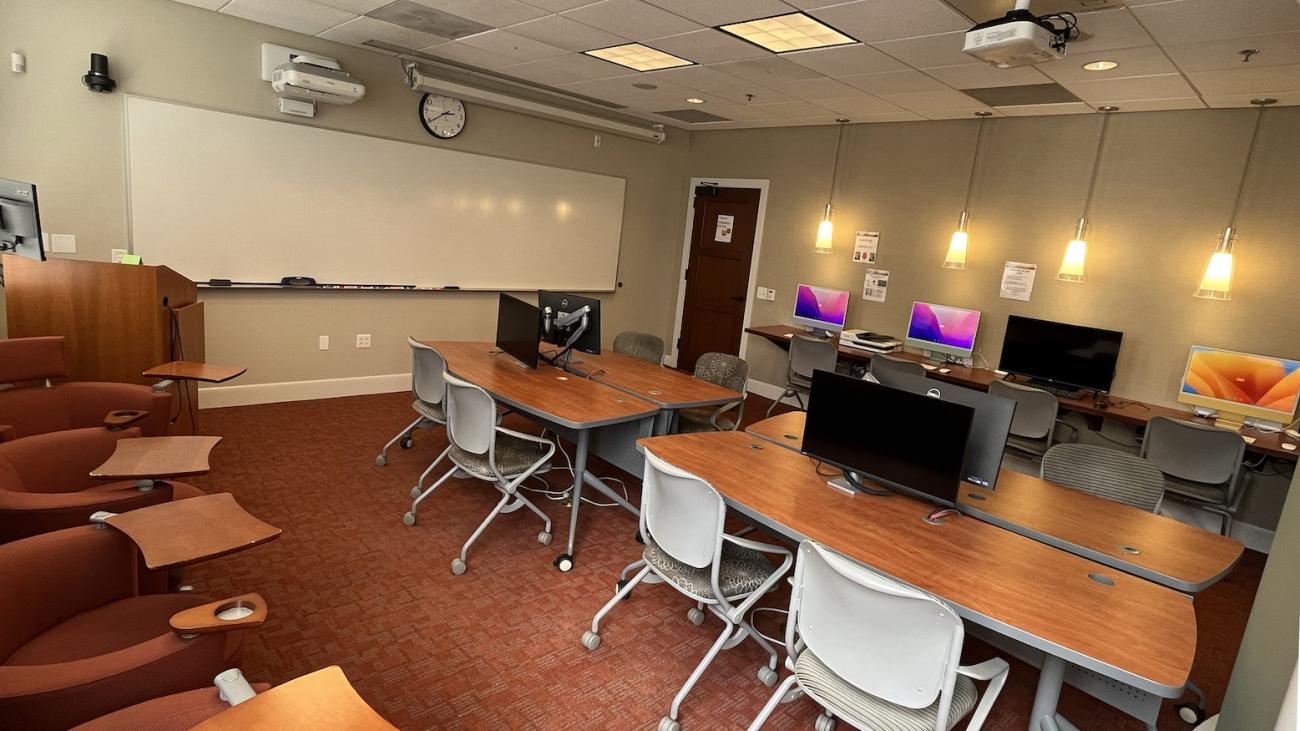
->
1031, 655, 1083, 731
555, 429, 590, 572
653, 409, 673, 436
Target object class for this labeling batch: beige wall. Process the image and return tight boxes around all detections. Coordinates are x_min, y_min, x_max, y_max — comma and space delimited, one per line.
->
0, 0, 691, 385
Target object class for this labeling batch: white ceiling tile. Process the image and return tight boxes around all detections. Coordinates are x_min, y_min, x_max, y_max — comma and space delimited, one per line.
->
751, 100, 838, 118
650, 29, 771, 64
221, 0, 355, 35
407, 0, 546, 27
561, 0, 704, 40
923, 109, 1005, 120
714, 57, 825, 85
1067, 8, 1155, 53
642, 0, 797, 26
838, 69, 949, 94
853, 110, 926, 122
644, 64, 746, 90
1038, 46, 1178, 84
782, 0, 857, 8
760, 114, 849, 126
810, 0, 969, 44
816, 94, 907, 116
1130, 0, 1300, 46
558, 75, 692, 103
1166, 32, 1300, 73
518, 50, 637, 80
660, 95, 778, 120
171, 0, 234, 9
1202, 91, 1300, 108
417, 40, 521, 68
506, 14, 627, 52
1187, 64, 1300, 95
1060, 73, 1199, 102
313, 0, 390, 12
499, 58, 589, 85
456, 29, 569, 61
783, 43, 908, 76
1087, 98, 1206, 112
523, 0, 599, 10
317, 15, 445, 49
924, 63, 1049, 89
997, 102, 1094, 116
704, 79, 796, 104
883, 88, 990, 113
871, 32, 977, 69
771, 76, 865, 99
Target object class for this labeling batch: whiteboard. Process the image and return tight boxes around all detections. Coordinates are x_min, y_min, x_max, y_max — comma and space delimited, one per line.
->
124, 96, 625, 290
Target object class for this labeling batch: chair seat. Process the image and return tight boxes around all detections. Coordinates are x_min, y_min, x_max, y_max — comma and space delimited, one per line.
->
412, 399, 446, 423
675, 409, 735, 434
1162, 477, 1229, 505
4, 593, 209, 666
795, 649, 978, 731
450, 433, 551, 480
643, 533, 774, 600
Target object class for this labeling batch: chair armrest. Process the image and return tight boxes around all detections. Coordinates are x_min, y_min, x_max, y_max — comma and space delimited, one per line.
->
171, 593, 268, 636
957, 657, 1009, 681
0, 426, 141, 492
956, 657, 1010, 731
104, 409, 149, 429
495, 426, 555, 446
710, 400, 744, 431
0, 485, 173, 543
61, 383, 172, 437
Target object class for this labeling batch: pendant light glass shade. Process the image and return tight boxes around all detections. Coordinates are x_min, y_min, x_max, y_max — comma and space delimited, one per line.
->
815, 120, 849, 253
944, 211, 969, 269
1058, 218, 1088, 282
1195, 227, 1235, 300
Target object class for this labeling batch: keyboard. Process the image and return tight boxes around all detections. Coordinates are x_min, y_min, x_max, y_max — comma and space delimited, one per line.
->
1034, 382, 1084, 400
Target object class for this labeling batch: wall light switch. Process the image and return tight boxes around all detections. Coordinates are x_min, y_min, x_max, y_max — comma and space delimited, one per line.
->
111, 249, 127, 264
356, 333, 372, 349
756, 286, 770, 300
593, 134, 601, 148
318, 335, 330, 351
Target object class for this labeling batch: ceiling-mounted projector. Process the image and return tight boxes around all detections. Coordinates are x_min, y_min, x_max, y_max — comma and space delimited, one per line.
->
963, 1, 1077, 68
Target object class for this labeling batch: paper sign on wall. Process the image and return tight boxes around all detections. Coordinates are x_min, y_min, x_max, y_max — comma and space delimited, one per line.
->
852, 231, 879, 263
714, 214, 734, 243
1000, 261, 1037, 302
862, 268, 889, 302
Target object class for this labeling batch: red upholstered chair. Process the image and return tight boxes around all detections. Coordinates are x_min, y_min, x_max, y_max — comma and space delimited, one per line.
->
70, 683, 272, 731
0, 426, 205, 543
0, 526, 247, 730
0, 336, 171, 442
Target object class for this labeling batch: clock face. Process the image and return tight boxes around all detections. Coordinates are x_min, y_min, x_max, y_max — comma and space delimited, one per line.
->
419, 94, 466, 139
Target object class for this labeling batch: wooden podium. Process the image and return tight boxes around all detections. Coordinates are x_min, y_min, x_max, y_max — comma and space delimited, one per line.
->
2, 255, 204, 434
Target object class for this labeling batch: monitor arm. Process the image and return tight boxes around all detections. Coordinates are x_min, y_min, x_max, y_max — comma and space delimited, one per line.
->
541, 305, 591, 366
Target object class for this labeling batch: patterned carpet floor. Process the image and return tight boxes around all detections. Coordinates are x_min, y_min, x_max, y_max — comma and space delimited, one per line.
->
183, 391, 1263, 730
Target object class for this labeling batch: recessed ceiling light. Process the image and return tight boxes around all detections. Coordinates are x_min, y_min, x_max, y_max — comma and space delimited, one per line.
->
1083, 60, 1119, 71
718, 12, 856, 54
584, 43, 692, 72
685, 97, 705, 104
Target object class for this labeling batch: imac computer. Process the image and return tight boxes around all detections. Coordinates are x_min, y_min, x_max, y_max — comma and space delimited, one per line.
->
802, 370, 973, 507
1178, 345, 1300, 432
905, 302, 980, 365
495, 293, 541, 369
999, 315, 1123, 398
0, 177, 46, 266
538, 291, 601, 364
793, 284, 849, 337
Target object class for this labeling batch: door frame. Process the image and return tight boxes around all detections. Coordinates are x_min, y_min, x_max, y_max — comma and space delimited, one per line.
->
666, 177, 769, 368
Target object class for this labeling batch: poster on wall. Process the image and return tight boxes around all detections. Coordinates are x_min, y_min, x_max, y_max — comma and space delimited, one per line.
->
862, 268, 889, 302
852, 231, 879, 263
1000, 261, 1037, 301
714, 214, 734, 243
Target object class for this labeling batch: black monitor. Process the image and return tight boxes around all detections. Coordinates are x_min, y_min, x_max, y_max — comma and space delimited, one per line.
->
0, 177, 45, 263
803, 370, 973, 507
877, 373, 1015, 490
999, 315, 1123, 393
538, 291, 601, 356
495, 293, 541, 369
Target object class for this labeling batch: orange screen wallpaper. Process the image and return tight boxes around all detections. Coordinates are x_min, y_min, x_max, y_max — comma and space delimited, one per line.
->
1182, 348, 1300, 414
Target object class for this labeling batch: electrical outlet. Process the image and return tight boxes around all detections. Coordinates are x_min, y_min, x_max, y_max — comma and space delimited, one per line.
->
755, 286, 770, 300
356, 334, 371, 349
593, 134, 601, 148
111, 249, 127, 264
763, 287, 777, 301
318, 335, 329, 351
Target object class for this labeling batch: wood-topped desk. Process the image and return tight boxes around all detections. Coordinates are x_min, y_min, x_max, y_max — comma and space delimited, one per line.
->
193, 666, 395, 730
99, 492, 281, 570
427, 341, 659, 569
745, 411, 1242, 593
746, 323, 1298, 461
559, 348, 742, 433
639, 431, 1196, 730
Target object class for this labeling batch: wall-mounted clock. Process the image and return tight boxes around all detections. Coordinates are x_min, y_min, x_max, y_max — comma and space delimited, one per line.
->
419, 93, 466, 140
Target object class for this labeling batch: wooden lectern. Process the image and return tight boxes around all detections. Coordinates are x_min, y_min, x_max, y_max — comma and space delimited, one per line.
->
2, 255, 204, 434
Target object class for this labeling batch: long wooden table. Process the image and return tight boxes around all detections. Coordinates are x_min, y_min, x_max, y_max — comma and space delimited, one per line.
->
639, 431, 1197, 731
747, 411, 1243, 593
746, 324, 1298, 461
559, 348, 742, 433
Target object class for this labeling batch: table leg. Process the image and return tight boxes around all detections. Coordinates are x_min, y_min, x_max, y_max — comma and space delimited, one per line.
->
653, 409, 673, 436
1031, 655, 1083, 731
555, 430, 590, 573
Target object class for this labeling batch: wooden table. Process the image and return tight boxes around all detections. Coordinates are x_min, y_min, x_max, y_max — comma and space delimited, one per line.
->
91, 435, 222, 479
746, 324, 1298, 461
192, 666, 395, 730
144, 361, 247, 383
427, 341, 659, 570
98, 492, 281, 570
640, 430, 1197, 731
560, 348, 742, 433
745, 411, 1243, 593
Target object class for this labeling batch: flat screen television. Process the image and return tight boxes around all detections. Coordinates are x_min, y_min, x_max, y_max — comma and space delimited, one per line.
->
905, 301, 980, 361
999, 315, 1123, 394
495, 293, 541, 369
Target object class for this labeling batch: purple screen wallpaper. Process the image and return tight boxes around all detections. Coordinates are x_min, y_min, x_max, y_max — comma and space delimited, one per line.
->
794, 285, 849, 326
907, 302, 980, 349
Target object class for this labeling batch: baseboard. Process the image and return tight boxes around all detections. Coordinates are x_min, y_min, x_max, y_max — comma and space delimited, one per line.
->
198, 373, 409, 409
1232, 521, 1275, 554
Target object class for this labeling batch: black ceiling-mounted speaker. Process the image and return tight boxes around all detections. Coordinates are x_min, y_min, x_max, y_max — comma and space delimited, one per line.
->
82, 53, 116, 93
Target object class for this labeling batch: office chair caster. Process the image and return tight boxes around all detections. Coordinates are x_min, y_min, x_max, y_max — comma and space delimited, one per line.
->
758, 666, 778, 687
375, 455, 387, 466
815, 712, 836, 731
658, 716, 679, 731
687, 607, 706, 626
581, 630, 601, 651
402, 512, 417, 526
1177, 703, 1206, 725
451, 558, 467, 575
554, 553, 574, 572
400, 436, 414, 449
538, 531, 552, 545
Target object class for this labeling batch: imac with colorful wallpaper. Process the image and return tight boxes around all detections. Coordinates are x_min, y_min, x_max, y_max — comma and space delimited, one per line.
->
1178, 346, 1300, 432
905, 301, 981, 365
793, 283, 850, 337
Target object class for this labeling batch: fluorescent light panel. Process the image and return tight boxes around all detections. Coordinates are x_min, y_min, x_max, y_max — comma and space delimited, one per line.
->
584, 43, 692, 72
719, 12, 856, 54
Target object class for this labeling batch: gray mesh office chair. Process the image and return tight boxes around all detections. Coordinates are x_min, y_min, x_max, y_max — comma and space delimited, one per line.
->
377, 340, 449, 482
581, 450, 792, 731
988, 380, 1074, 460
869, 353, 926, 387
676, 353, 749, 433
766, 335, 838, 417
613, 331, 666, 365
1141, 416, 1247, 536
748, 541, 1009, 731
402, 372, 555, 575
1042, 443, 1167, 512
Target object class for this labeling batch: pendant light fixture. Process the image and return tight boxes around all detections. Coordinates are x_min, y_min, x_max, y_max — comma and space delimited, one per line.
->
1058, 105, 1117, 282
815, 119, 850, 254
1195, 97, 1275, 300
944, 111, 994, 269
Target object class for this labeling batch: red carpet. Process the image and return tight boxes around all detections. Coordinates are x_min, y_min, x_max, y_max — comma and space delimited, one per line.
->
184, 392, 1262, 729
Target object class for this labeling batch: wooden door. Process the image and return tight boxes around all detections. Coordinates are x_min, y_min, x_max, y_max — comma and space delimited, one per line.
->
677, 186, 761, 373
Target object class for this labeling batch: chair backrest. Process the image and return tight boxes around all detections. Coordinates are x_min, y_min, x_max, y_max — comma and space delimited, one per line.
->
1141, 416, 1245, 486
0, 336, 67, 384
793, 541, 963, 712
869, 354, 926, 386
640, 450, 726, 570
693, 352, 748, 393
444, 372, 497, 456
612, 331, 665, 365
988, 380, 1059, 439
407, 338, 448, 406
789, 335, 838, 380
1041, 443, 1166, 512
